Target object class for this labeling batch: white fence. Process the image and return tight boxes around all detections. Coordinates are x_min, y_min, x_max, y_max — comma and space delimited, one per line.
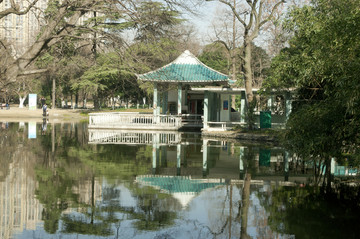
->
88, 112, 182, 130
181, 114, 203, 126
89, 129, 181, 145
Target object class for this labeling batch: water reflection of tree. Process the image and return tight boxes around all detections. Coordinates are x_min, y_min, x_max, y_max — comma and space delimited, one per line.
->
0, 122, 34, 181
203, 146, 256, 238
129, 185, 178, 231
239, 146, 255, 239
34, 123, 180, 236
258, 184, 360, 238
0, 123, 18, 181
60, 182, 179, 236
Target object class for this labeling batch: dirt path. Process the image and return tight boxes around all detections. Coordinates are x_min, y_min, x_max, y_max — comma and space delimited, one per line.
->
0, 107, 88, 122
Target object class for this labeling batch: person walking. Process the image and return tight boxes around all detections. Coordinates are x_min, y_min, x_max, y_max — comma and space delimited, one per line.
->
42, 103, 48, 117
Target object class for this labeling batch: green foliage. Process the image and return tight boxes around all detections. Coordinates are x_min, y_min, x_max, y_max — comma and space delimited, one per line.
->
258, 185, 360, 238
74, 52, 141, 105
267, 0, 360, 163
284, 100, 346, 160
133, 1, 183, 42
198, 42, 230, 74
61, 215, 112, 236
199, 42, 270, 86
44, 0, 60, 20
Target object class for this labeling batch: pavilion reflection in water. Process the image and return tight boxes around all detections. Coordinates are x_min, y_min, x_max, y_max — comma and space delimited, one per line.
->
88, 129, 181, 145
135, 175, 226, 208
88, 129, 301, 181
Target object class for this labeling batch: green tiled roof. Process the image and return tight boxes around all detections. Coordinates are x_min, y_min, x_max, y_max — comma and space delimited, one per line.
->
137, 50, 229, 83
136, 175, 225, 194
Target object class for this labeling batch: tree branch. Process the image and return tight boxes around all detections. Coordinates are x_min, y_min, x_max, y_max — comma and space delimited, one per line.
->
207, 0, 247, 27
0, 0, 39, 19
259, 0, 285, 28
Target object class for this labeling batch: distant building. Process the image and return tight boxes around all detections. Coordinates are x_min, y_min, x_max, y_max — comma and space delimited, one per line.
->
0, 0, 48, 57
0, 0, 96, 58
0, 157, 43, 239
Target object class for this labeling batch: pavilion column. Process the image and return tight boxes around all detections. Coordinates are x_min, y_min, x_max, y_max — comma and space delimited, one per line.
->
162, 91, 168, 114
177, 144, 181, 176
152, 134, 160, 174
239, 146, 245, 179
228, 94, 232, 121
284, 151, 289, 181
153, 82, 158, 117
203, 91, 209, 129
202, 139, 208, 177
161, 146, 167, 167
177, 83, 182, 115
240, 91, 246, 123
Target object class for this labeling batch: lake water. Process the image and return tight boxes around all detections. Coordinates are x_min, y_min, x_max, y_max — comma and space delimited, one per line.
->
1, 121, 359, 239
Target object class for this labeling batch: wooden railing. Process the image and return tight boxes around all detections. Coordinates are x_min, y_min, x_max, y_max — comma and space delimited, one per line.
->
88, 112, 182, 129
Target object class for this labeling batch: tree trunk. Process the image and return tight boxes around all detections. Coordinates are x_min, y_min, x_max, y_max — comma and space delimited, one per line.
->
18, 95, 26, 108
243, 39, 253, 104
232, 0, 237, 82
93, 94, 99, 110
52, 77, 56, 109
75, 93, 78, 109
240, 173, 251, 239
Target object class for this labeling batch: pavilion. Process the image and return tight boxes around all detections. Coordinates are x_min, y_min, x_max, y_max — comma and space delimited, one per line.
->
137, 50, 242, 130
137, 50, 292, 130
88, 50, 292, 131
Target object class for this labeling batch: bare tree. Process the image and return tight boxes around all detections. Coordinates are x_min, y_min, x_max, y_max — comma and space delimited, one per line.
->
8, 76, 41, 108
206, 0, 285, 104
0, 0, 134, 84
209, 1, 242, 81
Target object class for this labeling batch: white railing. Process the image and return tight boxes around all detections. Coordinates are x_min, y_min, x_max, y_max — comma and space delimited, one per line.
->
88, 112, 182, 129
181, 114, 203, 125
89, 129, 181, 145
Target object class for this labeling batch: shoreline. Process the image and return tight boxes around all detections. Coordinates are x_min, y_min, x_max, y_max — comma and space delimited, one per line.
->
0, 107, 88, 122
1, 107, 280, 143
202, 130, 280, 144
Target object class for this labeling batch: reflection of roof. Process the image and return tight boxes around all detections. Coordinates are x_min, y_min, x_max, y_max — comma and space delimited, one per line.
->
136, 175, 225, 193
137, 50, 229, 83
135, 175, 225, 207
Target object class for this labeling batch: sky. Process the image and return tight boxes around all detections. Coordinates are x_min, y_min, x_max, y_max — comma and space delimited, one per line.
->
184, 1, 225, 44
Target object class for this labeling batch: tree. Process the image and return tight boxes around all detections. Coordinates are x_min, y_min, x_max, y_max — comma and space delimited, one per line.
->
8, 76, 41, 108
205, 0, 285, 104
258, 184, 360, 238
0, 0, 39, 18
75, 52, 140, 109
0, 0, 139, 84
1, 0, 93, 83
199, 41, 270, 86
265, 0, 360, 184
198, 42, 231, 74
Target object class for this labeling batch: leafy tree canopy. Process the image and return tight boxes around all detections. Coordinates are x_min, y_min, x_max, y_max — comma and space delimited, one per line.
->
266, 0, 360, 162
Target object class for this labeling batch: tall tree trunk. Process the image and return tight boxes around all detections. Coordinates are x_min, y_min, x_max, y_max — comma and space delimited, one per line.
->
75, 93, 78, 109
325, 157, 332, 194
243, 39, 253, 104
240, 173, 251, 239
232, 0, 237, 82
52, 77, 56, 109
